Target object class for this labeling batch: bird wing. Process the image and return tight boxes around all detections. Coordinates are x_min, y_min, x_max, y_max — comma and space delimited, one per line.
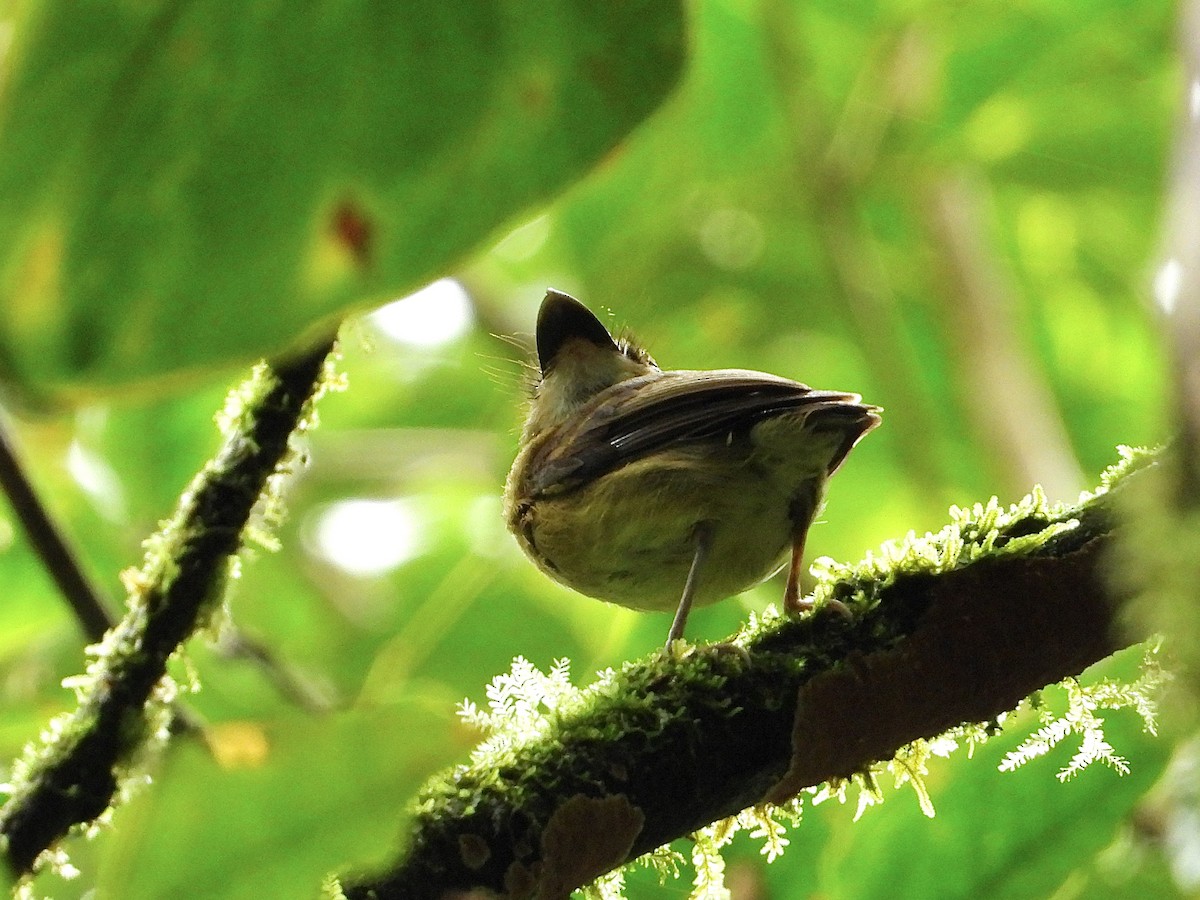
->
529, 369, 878, 495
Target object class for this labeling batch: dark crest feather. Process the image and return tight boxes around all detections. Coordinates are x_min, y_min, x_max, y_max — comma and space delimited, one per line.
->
536, 289, 618, 374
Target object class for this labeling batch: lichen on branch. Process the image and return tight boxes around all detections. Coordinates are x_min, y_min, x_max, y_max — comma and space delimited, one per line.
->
340, 448, 1158, 900
0, 336, 340, 878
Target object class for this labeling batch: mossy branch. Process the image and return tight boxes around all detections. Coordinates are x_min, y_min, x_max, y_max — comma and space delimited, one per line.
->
342, 453, 1155, 900
0, 337, 337, 877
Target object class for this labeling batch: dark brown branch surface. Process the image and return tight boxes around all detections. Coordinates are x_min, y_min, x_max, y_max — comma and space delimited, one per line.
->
345, 471, 1136, 900
0, 338, 335, 877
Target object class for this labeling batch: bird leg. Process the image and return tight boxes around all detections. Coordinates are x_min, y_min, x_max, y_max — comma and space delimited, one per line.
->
782, 529, 811, 615
784, 526, 853, 621
666, 521, 714, 646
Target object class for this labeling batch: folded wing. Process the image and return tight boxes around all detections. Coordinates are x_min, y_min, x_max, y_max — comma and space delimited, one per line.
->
529, 369, 879, 495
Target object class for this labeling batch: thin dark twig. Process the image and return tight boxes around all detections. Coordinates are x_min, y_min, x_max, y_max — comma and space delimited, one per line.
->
0, 416, 114, 642
216, 628, 338, 714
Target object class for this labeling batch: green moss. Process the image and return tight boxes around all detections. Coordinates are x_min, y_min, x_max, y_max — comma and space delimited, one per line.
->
382, 447, 1161, 899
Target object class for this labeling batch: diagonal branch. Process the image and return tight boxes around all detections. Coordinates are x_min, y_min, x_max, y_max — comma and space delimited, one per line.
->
0, 336, 337, 877
343, 453, 1153, 900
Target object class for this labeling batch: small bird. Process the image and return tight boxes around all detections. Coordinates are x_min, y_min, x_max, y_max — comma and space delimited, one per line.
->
504, 290, 881, 645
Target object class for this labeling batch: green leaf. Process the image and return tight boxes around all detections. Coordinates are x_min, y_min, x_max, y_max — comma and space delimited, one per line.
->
95, 701, 464, 900
0, 1, 686, 402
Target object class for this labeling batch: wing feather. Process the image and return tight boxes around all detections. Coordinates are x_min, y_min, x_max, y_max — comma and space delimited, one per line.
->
529, 369, 877, 494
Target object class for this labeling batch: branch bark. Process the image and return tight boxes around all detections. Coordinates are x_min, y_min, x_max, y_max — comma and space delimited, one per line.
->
0, 337, 337, 877
343, 457, 1151, 900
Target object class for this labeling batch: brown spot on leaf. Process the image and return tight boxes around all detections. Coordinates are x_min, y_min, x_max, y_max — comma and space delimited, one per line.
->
583, 53, 616, 97
518, 68, 553, 115
332, 201, 372, 267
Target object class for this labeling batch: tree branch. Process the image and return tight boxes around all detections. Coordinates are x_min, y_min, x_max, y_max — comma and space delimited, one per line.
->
1158, 0, 1200, 502
924, 174, 1085, 501
0, 415, 115, 643
343, 454, 1153, 900
0, 337, 337, 877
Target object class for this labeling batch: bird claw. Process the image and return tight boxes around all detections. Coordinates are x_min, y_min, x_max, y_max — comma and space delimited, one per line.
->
823, 597, 855, 621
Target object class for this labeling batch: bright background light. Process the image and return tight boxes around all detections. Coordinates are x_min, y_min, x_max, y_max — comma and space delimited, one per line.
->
370, 278, 474, 348
66, 439, 126, 522
306, 498, 421, 577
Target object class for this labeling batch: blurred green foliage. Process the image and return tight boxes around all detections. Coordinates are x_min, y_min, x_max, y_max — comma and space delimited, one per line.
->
0, 0, 1187, 897
0, 0, 683, 400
